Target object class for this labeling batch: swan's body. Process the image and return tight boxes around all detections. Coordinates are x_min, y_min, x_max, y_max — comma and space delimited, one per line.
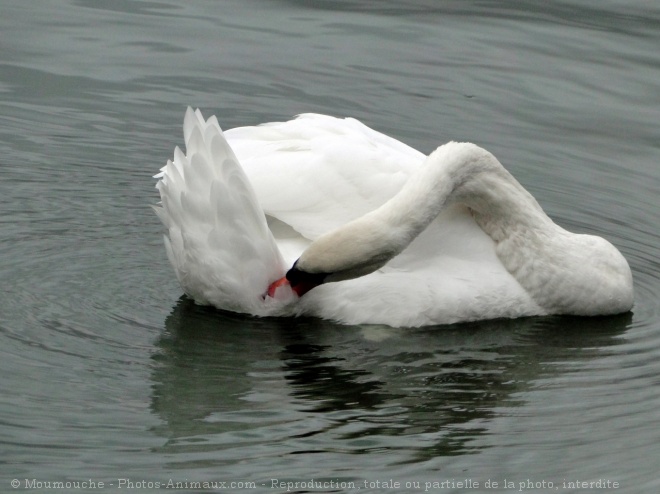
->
153, 108, 633, 327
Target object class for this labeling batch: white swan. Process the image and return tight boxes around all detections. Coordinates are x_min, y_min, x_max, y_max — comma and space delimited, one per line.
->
153, 108, 633, 327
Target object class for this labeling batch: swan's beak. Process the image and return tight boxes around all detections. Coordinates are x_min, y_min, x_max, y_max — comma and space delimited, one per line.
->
266, 275, 319, 299
267, 277, 293, 298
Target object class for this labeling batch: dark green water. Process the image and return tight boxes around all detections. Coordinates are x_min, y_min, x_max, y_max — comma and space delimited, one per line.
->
1, 1, 659, 492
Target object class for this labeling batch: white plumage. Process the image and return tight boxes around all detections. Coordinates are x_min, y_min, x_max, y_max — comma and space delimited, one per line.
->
153, 108, 633, 327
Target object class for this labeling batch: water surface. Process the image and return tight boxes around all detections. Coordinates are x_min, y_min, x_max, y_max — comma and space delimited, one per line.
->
1, 1, 659, 492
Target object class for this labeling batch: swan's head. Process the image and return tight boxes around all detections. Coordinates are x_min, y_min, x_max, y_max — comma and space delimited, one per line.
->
267, 214, 405, 299
267, 260, 330, 298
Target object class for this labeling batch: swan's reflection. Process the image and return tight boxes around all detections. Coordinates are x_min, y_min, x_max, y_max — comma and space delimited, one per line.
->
150, 297, 631, 462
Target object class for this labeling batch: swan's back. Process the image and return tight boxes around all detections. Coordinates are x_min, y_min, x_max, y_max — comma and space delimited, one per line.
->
225, 114, 425, 239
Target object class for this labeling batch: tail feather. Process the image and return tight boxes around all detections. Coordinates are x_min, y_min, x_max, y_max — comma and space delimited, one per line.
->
154, 108, 286, 314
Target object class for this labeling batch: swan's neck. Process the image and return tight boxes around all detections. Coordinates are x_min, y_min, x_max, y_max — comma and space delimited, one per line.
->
381, 142, 554, 246
296, 142, 550, 279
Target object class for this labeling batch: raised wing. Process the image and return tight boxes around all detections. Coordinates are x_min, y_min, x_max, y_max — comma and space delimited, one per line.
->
154, 108, 286, 314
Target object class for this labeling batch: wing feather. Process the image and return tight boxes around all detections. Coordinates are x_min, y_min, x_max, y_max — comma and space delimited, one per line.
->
154, 108, 285, 314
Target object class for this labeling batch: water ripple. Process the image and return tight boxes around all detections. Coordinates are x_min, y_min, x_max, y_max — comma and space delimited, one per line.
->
1, 0, 659, 489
